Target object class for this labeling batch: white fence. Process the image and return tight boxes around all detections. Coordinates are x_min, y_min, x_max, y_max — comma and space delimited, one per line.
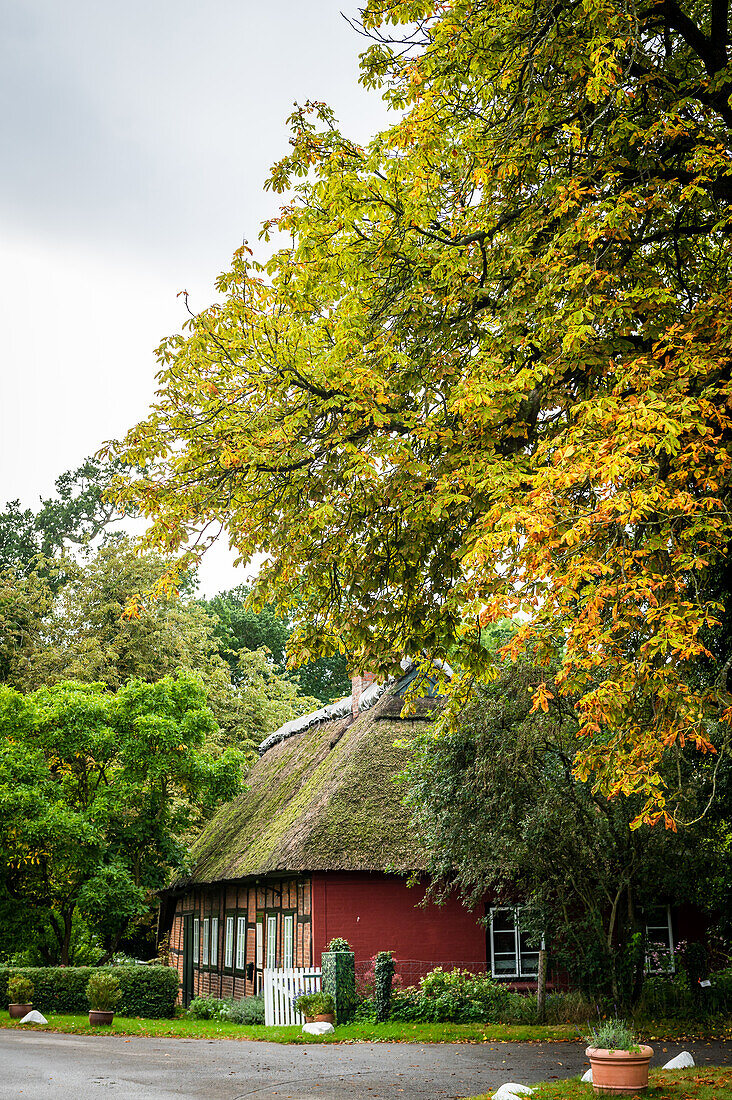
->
263, 966, 322, 1026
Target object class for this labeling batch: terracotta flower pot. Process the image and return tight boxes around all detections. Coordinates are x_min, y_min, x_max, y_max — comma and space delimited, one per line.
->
8, 1003, 32, 1020
305, 1013, 335, 1024
88, 1010, 115, 1026
586, 1045, 654, 1095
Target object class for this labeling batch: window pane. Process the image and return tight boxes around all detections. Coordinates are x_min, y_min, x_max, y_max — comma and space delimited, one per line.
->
493, 955, 518, 974
520, 952, 539, 976
266, 915, 277, 969
236, 916, 246, 971
283, 915, 294, 968
225, 916, 234, 969
202, 918, 210, 966
493, 931, 517, 954
210, 917, 219, 967
492, 909, 517, 933
193, 918, 199, 965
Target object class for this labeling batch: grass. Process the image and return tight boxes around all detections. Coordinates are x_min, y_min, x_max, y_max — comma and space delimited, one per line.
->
471, 1067, 732, 1099
0, 1012, 582, 1043
1, 1011, 730, 1045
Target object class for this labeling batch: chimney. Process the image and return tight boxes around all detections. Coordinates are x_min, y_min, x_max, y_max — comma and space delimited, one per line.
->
351, 670, 378, 719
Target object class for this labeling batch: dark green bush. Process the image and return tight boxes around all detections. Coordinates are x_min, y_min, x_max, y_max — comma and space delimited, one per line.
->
0, 965, 178, 1018
374, 951, 395, 1023
187, 996, 230, 1021
388, 968, 510, 1023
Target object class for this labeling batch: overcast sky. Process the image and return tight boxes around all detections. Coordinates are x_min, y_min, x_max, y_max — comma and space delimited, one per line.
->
0, 0, 390, 593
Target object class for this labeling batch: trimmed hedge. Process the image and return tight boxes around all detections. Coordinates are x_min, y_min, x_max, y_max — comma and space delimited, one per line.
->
0, 965, 179, 1019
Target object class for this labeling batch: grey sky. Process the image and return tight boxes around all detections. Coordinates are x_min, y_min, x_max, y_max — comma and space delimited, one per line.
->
0, 0, 389, 593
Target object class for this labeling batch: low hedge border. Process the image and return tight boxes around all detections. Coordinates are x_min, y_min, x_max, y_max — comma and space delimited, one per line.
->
0, 966, 179, 1019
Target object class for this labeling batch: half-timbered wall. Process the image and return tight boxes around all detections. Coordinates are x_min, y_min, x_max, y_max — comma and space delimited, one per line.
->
170, 876, 312, 1003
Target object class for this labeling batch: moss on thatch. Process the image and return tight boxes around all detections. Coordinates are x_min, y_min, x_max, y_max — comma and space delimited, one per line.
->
183, 687, 431, 884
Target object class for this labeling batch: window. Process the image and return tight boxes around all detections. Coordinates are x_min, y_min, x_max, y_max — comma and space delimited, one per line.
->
489, 907, 542, 979
202, 918, 210, 966
266, 915, 277, 969
224, 915, 234, 970
235, 915, 246, 971
283, 914, 294, 968
193, 917, 200, 965
645, 905, 674, 973
210, 917, 219, 968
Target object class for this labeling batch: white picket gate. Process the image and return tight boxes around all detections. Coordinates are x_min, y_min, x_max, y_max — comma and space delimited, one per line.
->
263, 966, 322, 1026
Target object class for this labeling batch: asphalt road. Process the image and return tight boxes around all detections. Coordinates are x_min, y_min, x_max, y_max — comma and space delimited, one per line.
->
0, 1033, 729, 1100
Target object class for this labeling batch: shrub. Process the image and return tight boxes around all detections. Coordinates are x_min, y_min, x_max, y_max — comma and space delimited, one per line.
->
187, 996, 230, 1021
295, 991, 335, 1017
7, 974, 34, 1004
86, 971, 121, 1012
374, 951, 395, 1023
226, 995, 264, 1025
326, 938, 352, 953
0, 965, 178, 1018
586, 1017, 640, 1052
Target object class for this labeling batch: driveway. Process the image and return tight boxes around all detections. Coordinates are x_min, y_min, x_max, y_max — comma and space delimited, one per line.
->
0, 1032, 729, 1099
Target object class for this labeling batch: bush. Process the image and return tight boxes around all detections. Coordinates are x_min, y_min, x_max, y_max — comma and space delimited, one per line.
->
0, 965, 178, 1018
187, 996, 230, 1021
86, 971, 121, 1012
7, 974, 34, 1004
390, 967, 511, 1024
586, 1017, 640, 1052
295, 991, 335, 1017
226, 995, 264, 1025
374, 951, 395, 1023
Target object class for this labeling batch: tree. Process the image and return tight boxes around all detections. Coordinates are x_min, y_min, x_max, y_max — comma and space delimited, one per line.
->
200, 585, 351, 703
0, 675, 244, 964
113, 0, 732, 822
404, 658, 732, 1003
4, 539, 318, 752
0, 455, 132, 577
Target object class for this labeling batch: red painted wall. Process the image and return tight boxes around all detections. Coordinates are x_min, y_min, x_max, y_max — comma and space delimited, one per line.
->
311, 871, 486, 969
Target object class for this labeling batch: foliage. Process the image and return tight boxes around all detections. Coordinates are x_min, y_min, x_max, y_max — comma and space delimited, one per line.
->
86, 970, 121, 1012
114, 0, 732, 821
294, 990, 335, 1017
226, 995, 265, 1025
388, 968, 510, 1023
7, 974, 33, 1004
326, 938, 352, 953
322, 944, 356, 1023
200, 585, 350, 705
0, 676, 244, 963
0, 455, 131, 578
374, 951, 395, 1023
635, 965, 732, 1022
187, 995, 231, 1021
405, 664, 731, 1004
586, 1017, 641, 1052
0, 965, 179, 1018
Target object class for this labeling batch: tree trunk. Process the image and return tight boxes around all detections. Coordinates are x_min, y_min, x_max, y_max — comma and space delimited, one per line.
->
536, 949, 548, 1023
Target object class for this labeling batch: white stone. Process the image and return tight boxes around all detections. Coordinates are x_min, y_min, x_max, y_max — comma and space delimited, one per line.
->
581, 1068, 593, 1083
492, 1085, 534, 1099
663, 1052, 694, 1069
19, 1011, 48, 1025
302, 1021, 335, 1036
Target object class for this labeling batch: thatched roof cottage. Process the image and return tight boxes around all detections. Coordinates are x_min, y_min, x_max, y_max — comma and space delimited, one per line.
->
160, 665, 490, 1005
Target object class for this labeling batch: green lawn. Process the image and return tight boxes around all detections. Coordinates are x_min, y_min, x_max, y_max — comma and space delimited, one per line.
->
471, 1067, 732, 1099
1, 1011, 730, 1045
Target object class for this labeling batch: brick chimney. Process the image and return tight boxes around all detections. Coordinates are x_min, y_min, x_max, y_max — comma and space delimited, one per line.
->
351, 670, 378, 719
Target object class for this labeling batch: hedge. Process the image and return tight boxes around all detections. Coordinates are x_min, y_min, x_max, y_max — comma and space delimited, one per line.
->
0, 965, 179, 1018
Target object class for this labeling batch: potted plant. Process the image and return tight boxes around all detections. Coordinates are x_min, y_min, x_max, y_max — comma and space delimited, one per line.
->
7, 974, 34, 1020
86, 970, 121, 1026
585, 1018, 653, 1095
294, 991, 336, 1024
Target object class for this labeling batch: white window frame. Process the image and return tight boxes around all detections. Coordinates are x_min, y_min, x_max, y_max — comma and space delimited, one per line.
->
235, 915, 246, 972
266, 914, 277, 969
210, 916, 219, 968
202, 918, 210, 966
224, 915, 234, 969
193, 917, 200, 965
283, 914, 294, 968
489, 907, 543, 979
645, 904, 675, 973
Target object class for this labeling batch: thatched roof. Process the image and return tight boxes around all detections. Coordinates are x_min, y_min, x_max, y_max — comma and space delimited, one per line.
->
181, 684, 437, 885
